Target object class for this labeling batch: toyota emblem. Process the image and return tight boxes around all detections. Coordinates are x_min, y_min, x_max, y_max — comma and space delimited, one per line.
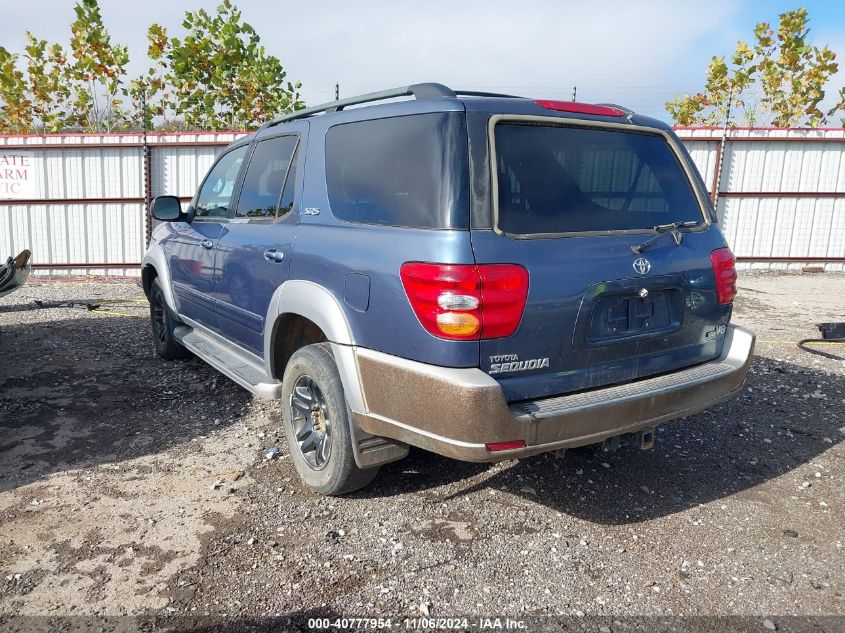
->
633, 257, 651, 274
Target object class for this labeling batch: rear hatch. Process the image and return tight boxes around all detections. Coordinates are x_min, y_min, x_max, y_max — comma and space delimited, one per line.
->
471, 113, 733, 402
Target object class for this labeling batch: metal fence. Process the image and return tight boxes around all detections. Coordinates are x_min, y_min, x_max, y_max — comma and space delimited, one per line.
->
677, 127, 845, 271
1, 127, 843, 275
0, 132, 245, 276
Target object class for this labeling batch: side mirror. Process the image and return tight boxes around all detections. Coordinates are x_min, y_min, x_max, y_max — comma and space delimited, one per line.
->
151, 195, 184, 221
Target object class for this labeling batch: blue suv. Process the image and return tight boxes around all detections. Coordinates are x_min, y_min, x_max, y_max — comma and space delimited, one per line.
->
142, 83, 755, 495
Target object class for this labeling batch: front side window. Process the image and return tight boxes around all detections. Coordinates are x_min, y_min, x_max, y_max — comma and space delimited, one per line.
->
325, 112, 468, 229
235, 136, 299, 219
494, 123, 703, 235
195, 145, 248, 218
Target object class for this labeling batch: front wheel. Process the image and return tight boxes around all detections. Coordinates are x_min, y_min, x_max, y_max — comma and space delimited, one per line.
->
281, 343, 379, 495
148, 278, 190, 360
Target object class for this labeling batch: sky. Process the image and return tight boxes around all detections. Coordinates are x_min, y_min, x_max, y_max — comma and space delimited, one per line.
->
1, 0, 845, 124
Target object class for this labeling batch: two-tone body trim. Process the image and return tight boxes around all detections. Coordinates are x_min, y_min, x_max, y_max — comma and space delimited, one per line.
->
141, 242, 178, 311
353, 325, 755, 461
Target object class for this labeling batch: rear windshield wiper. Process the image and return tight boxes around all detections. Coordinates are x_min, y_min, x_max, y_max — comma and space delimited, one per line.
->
631, 220, 701, 254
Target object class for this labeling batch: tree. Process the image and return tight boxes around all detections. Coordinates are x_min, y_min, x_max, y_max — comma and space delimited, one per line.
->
666, 9, 845, 127
0, 0, 131, 133
666, 43, 755, 126
65, 0, 131, 132
832, 87, 845, 126
0, 0, 303, 133
143, 0, 304, 131
24, 35, 71, 133
0, 48, 32, 134
0, 36, 72, 134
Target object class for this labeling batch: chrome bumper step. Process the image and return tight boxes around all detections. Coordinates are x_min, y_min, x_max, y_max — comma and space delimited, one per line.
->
510, 359, 736, 420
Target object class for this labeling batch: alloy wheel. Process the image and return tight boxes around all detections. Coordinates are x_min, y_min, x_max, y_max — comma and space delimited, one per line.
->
289, 374, 332, 469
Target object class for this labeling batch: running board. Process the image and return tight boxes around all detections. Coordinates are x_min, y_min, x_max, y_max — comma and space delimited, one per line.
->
174, 326, 282, 399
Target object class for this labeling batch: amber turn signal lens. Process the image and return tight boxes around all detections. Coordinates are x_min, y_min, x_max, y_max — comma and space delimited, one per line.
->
436, 312, 480, 336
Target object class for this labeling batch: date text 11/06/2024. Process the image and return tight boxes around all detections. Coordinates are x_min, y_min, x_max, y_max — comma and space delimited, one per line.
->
307, 617, 528, 630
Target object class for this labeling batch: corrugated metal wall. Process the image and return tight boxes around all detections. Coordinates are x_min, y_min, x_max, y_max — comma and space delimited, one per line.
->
1, 128, 843, 275
676, 128, 845, 271
0, 133, 245, 275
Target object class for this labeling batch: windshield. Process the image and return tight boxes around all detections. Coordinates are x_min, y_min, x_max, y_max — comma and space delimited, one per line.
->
493, 123, 703, 235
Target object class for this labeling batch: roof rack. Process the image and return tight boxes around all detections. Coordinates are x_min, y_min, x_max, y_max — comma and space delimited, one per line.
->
260, 83, 525, 129
261, 83, 457, 130
455, 90, 522, 98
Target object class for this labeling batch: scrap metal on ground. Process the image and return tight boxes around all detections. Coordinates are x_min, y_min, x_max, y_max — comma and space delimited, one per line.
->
0, 250, 31, 299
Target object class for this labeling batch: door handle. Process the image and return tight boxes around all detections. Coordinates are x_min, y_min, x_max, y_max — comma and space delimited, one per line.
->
264, 249, 285, 263
200, 239, 214, 250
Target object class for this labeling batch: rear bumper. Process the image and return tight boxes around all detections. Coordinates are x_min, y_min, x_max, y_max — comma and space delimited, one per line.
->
352, 325, 755, 462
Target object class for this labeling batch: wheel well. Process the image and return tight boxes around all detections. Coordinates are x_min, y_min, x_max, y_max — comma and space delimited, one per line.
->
141, 265, 158, 298
272, 314, 328, 379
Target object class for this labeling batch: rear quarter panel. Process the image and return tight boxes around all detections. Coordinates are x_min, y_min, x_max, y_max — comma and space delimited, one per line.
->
292, 102, 479, 367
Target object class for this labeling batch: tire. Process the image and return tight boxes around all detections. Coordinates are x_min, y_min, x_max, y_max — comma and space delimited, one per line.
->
148, 278, 190, 360
281, 343, 379, 495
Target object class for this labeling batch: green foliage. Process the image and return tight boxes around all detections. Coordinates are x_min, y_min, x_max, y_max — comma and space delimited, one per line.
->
830, 87, 845, 126
666, 47, 755, 126
666, 8, 845, 127
23, 35, 69, 132
144, 0, 304, 131
0, 0, 130, 133
0, 47, 32, 134
0, 0, 303, 133
66, 0, 131, 131
0, 36, 73, 134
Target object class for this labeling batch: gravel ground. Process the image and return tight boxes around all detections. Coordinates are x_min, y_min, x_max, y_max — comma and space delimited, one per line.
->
0, 272, 843, 632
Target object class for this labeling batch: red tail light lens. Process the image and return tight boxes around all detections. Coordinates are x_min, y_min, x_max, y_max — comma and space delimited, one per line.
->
534, 100, 625, 117
400, 262, 529, 340
710, 247, 737, 305
478, 265, 530, 338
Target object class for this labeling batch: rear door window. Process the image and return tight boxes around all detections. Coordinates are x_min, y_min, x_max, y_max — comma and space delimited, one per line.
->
235, 136, 298, 219
325, 112, 468, 229
494, 123, 703, 235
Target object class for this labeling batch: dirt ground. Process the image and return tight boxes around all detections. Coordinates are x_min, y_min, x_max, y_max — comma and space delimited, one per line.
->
0, 271, 843, 632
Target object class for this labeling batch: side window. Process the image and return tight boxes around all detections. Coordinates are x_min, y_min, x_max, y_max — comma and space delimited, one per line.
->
325, 113, 469, 229
195, 145, 248, 218
278, 146, 298, 215
235, 136, 298, 219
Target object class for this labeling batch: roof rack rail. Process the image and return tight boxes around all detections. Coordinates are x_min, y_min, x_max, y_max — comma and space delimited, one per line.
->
454, 90, 523, 98
260, 82, 457, 130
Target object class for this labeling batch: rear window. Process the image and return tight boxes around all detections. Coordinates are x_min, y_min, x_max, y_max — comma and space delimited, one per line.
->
325, 112, 468, 229
494, 123, 703, 235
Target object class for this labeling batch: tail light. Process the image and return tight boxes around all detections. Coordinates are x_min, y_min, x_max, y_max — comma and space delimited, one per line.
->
400, 262, 529, 340
710, 247, 737, 305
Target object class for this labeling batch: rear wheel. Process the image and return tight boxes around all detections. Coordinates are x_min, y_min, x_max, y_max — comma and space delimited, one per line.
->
281, 343, 379, 495
148, 278, 190, 360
